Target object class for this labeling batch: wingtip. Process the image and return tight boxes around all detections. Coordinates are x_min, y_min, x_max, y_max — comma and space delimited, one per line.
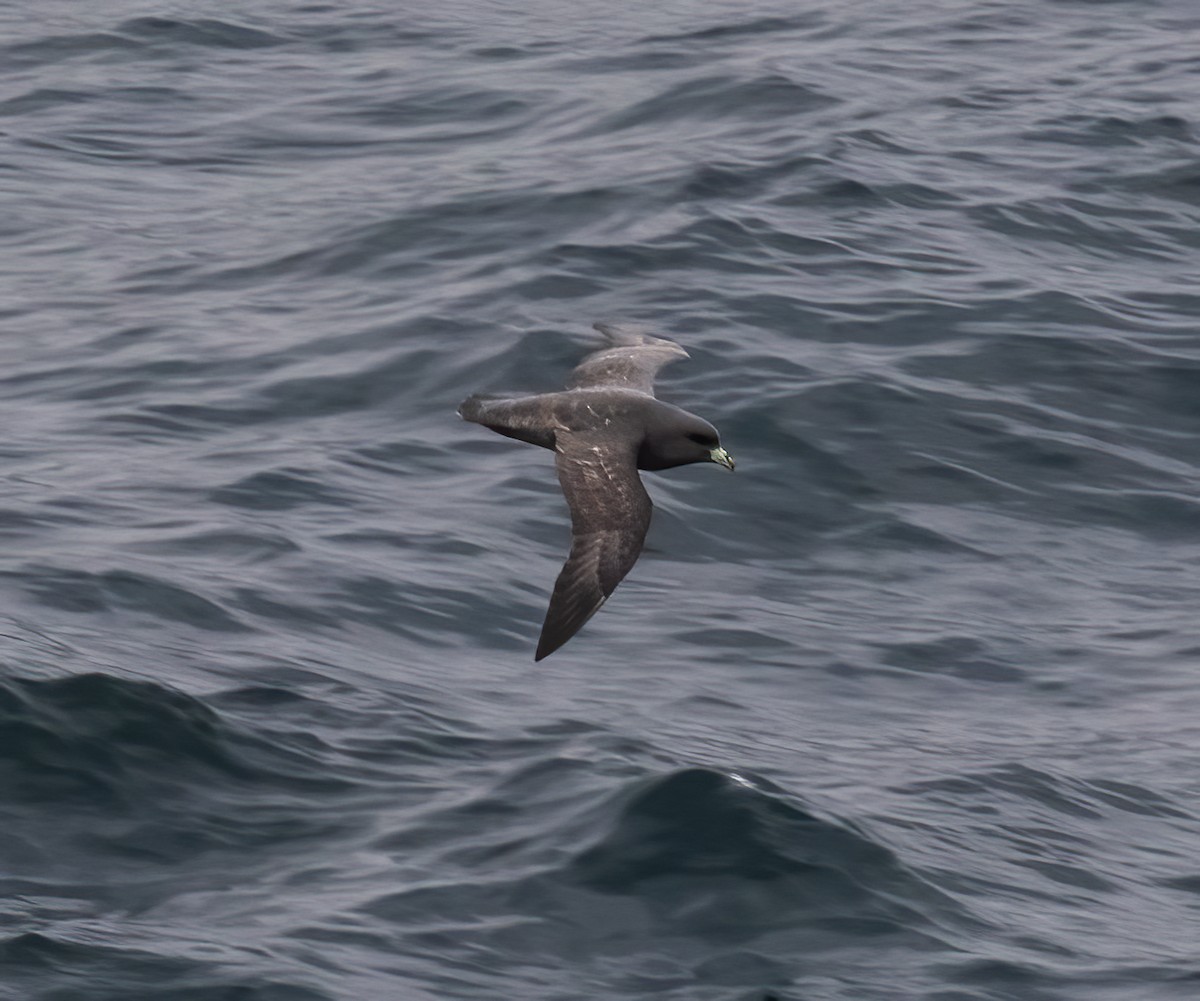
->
592, 321, 688, 356
534, 630, 563, 661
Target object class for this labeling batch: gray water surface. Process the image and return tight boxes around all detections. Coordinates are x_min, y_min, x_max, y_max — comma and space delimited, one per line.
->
4, 3, 1200, 1000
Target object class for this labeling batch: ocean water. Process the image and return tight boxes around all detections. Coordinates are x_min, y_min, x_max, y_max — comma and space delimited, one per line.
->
3, 2, 1200, 999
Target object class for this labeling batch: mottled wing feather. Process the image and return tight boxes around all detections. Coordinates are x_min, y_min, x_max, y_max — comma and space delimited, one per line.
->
535, 430, 652, 660
564, 322, 689, 397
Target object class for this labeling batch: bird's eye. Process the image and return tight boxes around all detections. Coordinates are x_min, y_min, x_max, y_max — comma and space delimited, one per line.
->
687, 432, 716, 446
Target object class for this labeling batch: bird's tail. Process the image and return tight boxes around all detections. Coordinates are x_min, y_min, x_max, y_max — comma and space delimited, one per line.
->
457, 393, 504, 423
457, 393, 557, 450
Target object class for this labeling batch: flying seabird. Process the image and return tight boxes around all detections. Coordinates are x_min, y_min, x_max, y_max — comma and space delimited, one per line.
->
458, 322, 734, 660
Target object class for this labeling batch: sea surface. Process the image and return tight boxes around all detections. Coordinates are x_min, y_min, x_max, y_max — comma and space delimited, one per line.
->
3, 2, 1200, 999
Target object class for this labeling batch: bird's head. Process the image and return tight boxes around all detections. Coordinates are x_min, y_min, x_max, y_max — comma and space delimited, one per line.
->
637, 408, 735, 472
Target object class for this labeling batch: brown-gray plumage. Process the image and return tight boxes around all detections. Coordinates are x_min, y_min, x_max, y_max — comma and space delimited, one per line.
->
458, 322, 734, 660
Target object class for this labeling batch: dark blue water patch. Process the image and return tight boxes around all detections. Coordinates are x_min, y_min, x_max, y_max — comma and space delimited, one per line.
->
1026, 112, 1192, 149
967, 198, 1183, 262
0, 931, 334, 1001
127, 528, 300, 565
679, 627, 793, 653
639, 14, 826, 45
0, 505, 95, 541
142, 186, 663, 295
1, 31, 146, 70
3, 354, 261, 407
1161, 874, 1200, 894
368, 751, 627, 869
117, 16, 287, 50
8, 672, 376, 788
8, 566, 249, 632
0, 672, 353, 813
676, 155, 826, 203
0, 668, 513, 933
563, 769, 968, 936
353, 766, 982, 998
934, 957, 1200, 1001
1039, 770, 1187, 822
871, 636, 1026, 684
209, 469, 352, 511
225, 586, 344, 631
0, 88, 95, 117
346, 85, 535, 130
1072, 158, 1200, 211
578, 73, 837, 139
564, 48, 719, 74
1064, 488, 1200, 540
313, 571, 540, 654
833, 515, 999, 558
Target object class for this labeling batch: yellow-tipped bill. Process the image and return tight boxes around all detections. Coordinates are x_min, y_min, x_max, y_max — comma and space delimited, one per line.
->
710, 446, 735, 471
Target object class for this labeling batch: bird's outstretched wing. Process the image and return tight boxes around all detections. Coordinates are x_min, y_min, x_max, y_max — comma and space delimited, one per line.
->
565, 322, 689, 397
536, 428, 652, 660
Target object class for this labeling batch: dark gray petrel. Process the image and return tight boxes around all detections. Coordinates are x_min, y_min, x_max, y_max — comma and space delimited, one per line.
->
458, 322, 734, 660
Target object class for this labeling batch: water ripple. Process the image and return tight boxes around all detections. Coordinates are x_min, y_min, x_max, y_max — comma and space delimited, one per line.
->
4, 0, 1200, 998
